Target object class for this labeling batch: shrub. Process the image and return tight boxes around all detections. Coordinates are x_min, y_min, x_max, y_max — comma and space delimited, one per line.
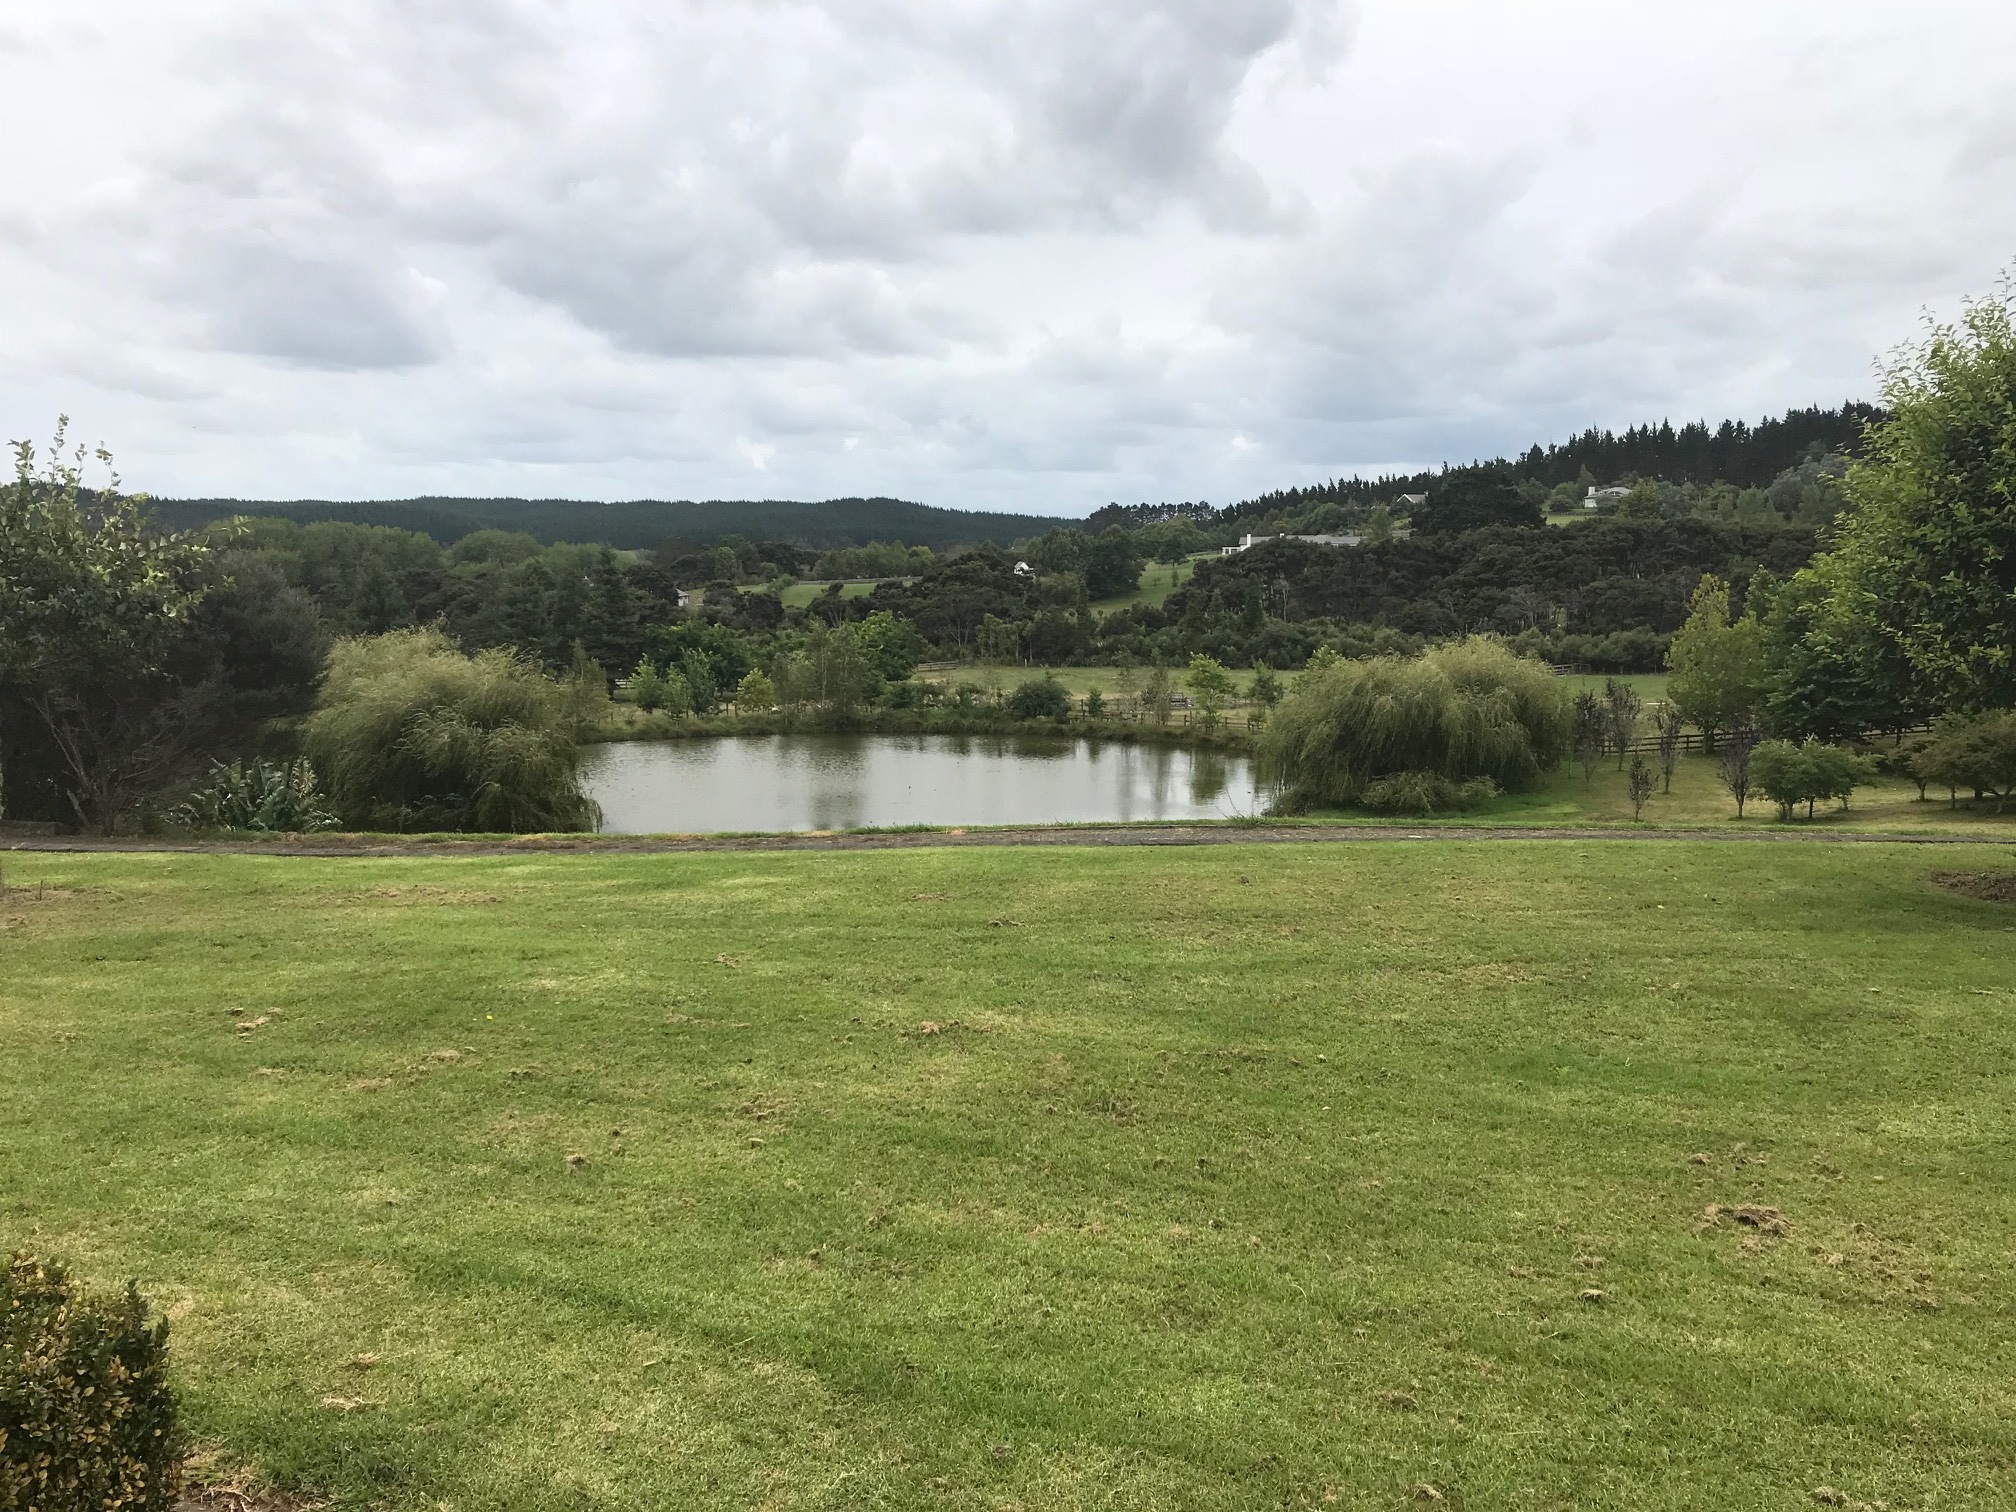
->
169, 758, 340, 833
734, 668, 776, 711
1006, 677, 1071, 722
1360, 771, 1501, 816
1257, 636, 1570, 808
1, 1254, 183, 1512
303, 628, 600, 833
1752, 737, 1877, 819
1909, 710, 2016, 810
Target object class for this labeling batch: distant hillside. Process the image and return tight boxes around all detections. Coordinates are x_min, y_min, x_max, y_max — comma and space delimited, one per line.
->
148, 493, 1081, 551
1221, 401, 1885, 521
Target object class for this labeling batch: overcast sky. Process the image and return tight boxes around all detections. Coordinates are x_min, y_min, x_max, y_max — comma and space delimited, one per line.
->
2, 1, 2012, 515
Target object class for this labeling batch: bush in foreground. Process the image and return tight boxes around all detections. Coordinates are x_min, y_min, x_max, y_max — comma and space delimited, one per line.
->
1257, 637, 1571, 809
169, 757, 340, 833
1, 1253, 183, 1512
303, 628, 601, 832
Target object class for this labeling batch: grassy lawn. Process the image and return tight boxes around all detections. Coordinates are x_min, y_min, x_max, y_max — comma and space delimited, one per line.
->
1558, 672, 1668, 702
773, 581, 889, 609
1090, 553, 1210, 613
7, 844, 2016, 1509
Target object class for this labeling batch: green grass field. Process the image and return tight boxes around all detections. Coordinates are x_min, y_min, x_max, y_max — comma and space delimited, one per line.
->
1090, 554, 1209, 612
7, 843, 2016, 1509
773, 580, 888, 609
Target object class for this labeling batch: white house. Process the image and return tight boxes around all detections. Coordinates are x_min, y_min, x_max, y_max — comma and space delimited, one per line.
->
1584, 485, 1631, 509
1012, 560, 1035, 577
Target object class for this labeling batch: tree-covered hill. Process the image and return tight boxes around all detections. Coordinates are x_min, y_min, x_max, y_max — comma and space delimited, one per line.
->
147, 493, 1084, 552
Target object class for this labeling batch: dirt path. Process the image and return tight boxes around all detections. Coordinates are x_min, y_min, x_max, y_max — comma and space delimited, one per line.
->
5, 823, 2006, 859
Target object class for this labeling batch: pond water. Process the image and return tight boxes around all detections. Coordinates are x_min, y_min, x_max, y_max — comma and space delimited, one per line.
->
581, 733, 1268, 834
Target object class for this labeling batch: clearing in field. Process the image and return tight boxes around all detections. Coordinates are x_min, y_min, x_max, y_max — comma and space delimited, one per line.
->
5, 842, 2014, 1509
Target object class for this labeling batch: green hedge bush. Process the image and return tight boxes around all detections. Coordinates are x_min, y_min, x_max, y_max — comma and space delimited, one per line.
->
1257, 637, 1571, 809
2, 1254, 183, 1511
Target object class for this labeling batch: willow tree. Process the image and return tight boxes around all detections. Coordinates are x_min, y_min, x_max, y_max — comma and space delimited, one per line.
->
303, 628, 599, 833
1257, 637, 1571, 808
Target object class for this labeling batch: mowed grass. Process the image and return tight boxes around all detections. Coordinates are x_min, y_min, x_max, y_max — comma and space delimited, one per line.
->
6, 844, 2016, 1510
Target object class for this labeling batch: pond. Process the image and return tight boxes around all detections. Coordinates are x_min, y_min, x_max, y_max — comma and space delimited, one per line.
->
580, 733, 1268, 834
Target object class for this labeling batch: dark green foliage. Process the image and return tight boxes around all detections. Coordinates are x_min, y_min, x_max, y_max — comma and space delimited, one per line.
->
0, 428, 326, 830
1909, 711, 2016, 811
1359, 771, 1500, 815
1756, 559, 1928, 740
1411, 466, 1543, 534
303, 629, 600, 833
169, 758, 339, 833
1081, 526, 1145, 599
1257, 638, 1570, 808
1006, 677, 1071, 722
1223, 403, 1881, 523
1, 1254, 183, 1512
155, 494, 1069, 553
1829, 283, 2016, 709
1177, 520, 1813, 651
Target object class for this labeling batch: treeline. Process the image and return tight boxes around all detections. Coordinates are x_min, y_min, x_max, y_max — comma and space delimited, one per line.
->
1228, 402, 1882, 521
148, 493, 1078, 552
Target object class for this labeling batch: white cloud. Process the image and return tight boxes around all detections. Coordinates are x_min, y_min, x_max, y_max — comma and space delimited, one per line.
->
0, 0, 2011, 512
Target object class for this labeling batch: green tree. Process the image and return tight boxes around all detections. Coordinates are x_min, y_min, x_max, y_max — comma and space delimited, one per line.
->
734, 667, 776, 711
1604, 679, 1642, 769
627, 655, 669, 713
1082, 526, 1145, 600
0, 422, 324, 831
853, 610, 924, 681
1247, 667, 1284, 707
1186, 654, 1237, 729
1626, 754, 1656, 819
1572, 690, 1606, 784
1829, 277, 2016, 709
1141, 665, 1174, 726
1665, 574, 1764, 749
1652, 704, 1687, 793
1007, 677, 1071, 721
1756, 559, 1925, 739
1911, 710, 2016, 810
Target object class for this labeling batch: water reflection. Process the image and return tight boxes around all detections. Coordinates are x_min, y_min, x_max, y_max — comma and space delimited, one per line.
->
581, 733, 1267, 834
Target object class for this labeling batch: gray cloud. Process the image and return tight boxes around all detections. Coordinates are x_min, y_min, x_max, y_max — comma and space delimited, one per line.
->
0, 1, 2011, 509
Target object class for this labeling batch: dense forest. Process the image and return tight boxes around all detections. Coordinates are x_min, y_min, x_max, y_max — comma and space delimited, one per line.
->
1224, 401, 1882, 523
148, 493, 1077, 552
